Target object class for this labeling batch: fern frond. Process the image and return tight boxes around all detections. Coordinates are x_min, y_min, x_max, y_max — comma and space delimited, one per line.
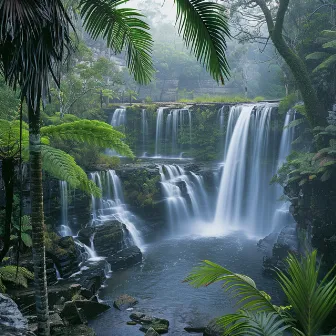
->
41, 120, 134, 158
174, 0, 230, 84
185, 260, 277, 313
40, 145, 101, 197
0, 266, 34, 292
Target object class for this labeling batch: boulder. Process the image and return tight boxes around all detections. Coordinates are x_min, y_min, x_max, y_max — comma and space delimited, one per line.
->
145, 327, 160, 336
184, 326, 206, 333
204, 318, 224, 336
28, 313, 64, 334
0, 294, 28, 330
60, 301, 86, 325
108, 246, 142, 270
113, 294, 138, 311
74, 300, 110, 319
130, 312, 169, 334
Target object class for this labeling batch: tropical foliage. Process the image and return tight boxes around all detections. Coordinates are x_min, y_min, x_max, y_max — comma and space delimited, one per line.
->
185, 250, 336, 336
0, 265, 34, 293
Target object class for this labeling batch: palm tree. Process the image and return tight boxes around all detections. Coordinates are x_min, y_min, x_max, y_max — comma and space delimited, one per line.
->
185, 250, 336, 336
0, 118, 133, 261
0, 1, 230, 335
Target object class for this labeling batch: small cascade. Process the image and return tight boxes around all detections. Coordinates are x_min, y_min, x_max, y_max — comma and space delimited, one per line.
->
110, 107, 126, 127
155, 107, 192, 157
214, 104, 279, 236
141, 109, 149, 155
218, 106, 225, 133
107, 107, 126, 156
59, 181, 72, 237
90, 170, 143, 249
159, 164, 211, 234
75, 240, 98, 261
272, 110, 296, 231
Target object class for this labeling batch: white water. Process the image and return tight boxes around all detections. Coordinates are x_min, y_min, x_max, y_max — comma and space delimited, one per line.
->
59, 181, 73, 237
272, 110, 296, 231
214, 104, 279, 237
90, 170, 143, 250
159, 164, 211, 234
107, 107, 127, 156
155, 107, 192, 157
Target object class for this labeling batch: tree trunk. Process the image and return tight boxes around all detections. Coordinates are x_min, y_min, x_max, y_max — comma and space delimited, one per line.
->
255, 0, 327, 128
0, 157, 15, 262
28, 103, 50, 336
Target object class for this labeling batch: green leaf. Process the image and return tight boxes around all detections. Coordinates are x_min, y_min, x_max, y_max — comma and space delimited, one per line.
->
174, 0, 230, 84
306, 52, 330, 60
80, 0, 154, 85
313, 54, 336, 72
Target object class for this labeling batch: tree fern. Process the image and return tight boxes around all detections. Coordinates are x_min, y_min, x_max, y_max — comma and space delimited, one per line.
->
40, 120, 134, 158
0, 266, 34, 293
40, 145, 101, 197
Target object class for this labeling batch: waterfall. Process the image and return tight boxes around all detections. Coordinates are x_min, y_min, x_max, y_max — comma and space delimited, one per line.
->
272, 110, 296, 231
110, 107, 126, 127
159, 164, 211, 235
155, 107, 191, 158
218, 106, 225, 133
90, 170, 143, 249
214, 104, 279, 236
155, 107, 165, 156
141, 109, 148, 155
59, 181, 72, 237
107, 107, 126, 156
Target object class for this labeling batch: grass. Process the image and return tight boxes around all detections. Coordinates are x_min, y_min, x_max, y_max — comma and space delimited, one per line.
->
178, 95, 265, 103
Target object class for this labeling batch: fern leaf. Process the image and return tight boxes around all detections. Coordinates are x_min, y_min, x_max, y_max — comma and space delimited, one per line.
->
41, 120, 134, 158
0, 266, 34, 292
40, 145, 101, 197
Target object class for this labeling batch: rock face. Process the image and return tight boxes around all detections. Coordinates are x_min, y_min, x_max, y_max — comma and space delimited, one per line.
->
0, 294, 28, 330
60, 301, 87, 325
145, 327, 160, 336
77, 221, 124, 257
108, 246, 142, 270
73, 300, 110, 319
113, 294, 138, 311
0, 325, 36, 336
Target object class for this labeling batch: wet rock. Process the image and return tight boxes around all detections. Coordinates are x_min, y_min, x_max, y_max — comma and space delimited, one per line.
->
257, 232, 279, 255
126, 321, 137, 325
0, 294, 28, 329
145, 327, 160, 336
0, 325, 36, 336
113, 294, 138, 311
130, 312, 169, 334
60, 301, 86, 325
74, 300, 110, 319
51, 324, 96, 336
204, 318, 224, 336
79, 288, 93, 300
28, 313, 64, 334
108, 246, 142, 270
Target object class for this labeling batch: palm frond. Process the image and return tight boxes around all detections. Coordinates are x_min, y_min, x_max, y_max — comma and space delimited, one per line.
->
313, 54, 336, 72
305, 52, 329, 60
216, 311, 290, 336
40, 120, 134, 158
277, 251, 336, 336
40, 145, 101, 197
174, 0, 230, 84
0, 0, 75, 104
185, 260, 277, 313
321, 30, 336, 39
80, 0, 154, 85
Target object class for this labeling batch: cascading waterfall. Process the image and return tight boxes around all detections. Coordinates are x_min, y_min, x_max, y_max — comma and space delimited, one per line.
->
155, 107, 192, 157
59, 181, 72, 237
141, 109, 148, 155
107, 107, 127, 156
214, 104, 279, 236
159, 164, 211, 234
90, 170, 143, 249
272, 110, 296, 231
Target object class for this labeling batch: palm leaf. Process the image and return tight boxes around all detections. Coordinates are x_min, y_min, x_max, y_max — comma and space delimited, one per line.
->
185, 260, 277, 313
80, 0, 154, 85
321, 30, 336, 39
305, 52, 330, 60
40, 145, 101, 197
313, 54, 336, 72
277, 251, 336, 336
40, 120, 134, 158
174, 0, 230, 84
322, 40, 336, 49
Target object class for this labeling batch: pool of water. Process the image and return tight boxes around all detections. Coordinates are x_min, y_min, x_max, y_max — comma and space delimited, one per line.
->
89, 233, 282, 335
